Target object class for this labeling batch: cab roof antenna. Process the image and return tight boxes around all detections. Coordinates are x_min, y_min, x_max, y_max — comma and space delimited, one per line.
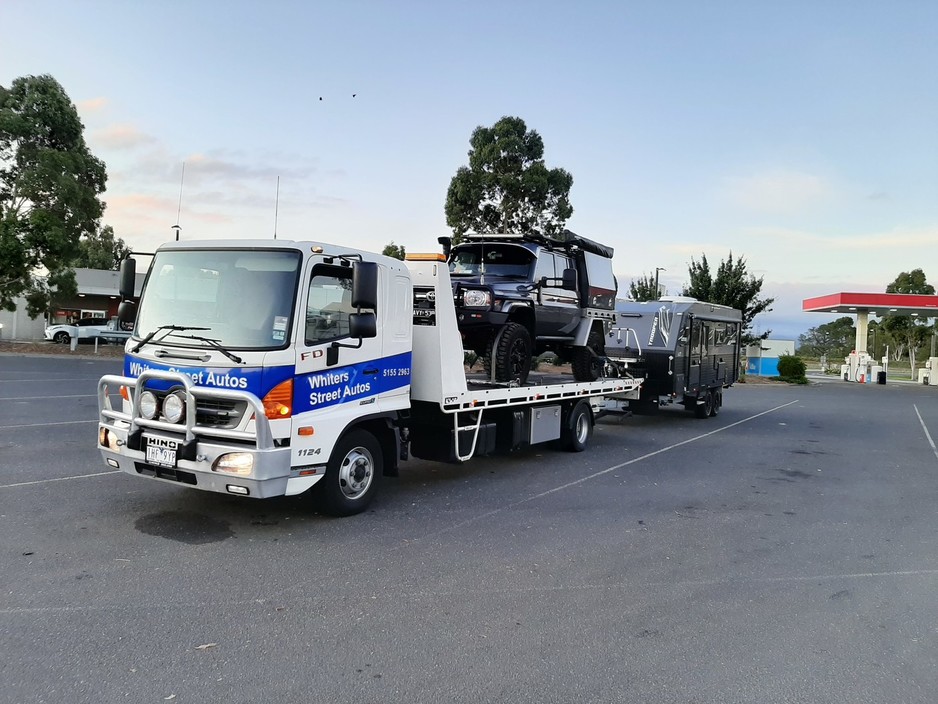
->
273, 176, 280, 240
172, 161, 185, 241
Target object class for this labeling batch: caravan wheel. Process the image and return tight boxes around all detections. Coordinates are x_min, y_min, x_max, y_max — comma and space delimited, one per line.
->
710, 390, 722, 416
694, 391, 714, 419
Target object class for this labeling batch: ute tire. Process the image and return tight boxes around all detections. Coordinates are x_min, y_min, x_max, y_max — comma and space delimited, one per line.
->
492, 322, 532, 385
571, 328, 605, 382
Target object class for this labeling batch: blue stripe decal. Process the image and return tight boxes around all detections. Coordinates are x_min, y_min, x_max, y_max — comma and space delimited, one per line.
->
294, 351, 412, 413
123, 356, 294, 397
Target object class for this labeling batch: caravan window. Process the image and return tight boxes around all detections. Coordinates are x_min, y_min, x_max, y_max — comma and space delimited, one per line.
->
692, 322, 710, 356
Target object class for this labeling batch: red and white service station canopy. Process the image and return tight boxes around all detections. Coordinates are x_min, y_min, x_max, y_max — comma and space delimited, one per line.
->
803, 292, 938, 354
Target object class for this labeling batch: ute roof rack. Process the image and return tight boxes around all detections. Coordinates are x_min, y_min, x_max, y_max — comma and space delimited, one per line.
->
460, 229, 614, 259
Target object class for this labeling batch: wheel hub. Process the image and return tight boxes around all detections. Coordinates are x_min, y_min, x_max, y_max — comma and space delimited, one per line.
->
338, 448, 373, 499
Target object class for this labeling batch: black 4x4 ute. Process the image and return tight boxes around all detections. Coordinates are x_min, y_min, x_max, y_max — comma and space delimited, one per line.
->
443, 230, 617, 385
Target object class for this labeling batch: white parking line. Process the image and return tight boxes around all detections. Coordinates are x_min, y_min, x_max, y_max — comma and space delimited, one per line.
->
0, 395, 96, 400
0, 377, 103, 384
429, 399, 801, 537
0, 470, 120, 489
0, 419, 98, 430
5, 565, 937, 615
913, 404, 938, 462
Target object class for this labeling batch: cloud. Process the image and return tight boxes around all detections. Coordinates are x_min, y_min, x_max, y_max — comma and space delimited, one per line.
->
742, 224, 938, 251
664, 242, 744, 257
91, 123, 156, 150
76, 97, 108, 113
722, 169, 832, 213
102, 192, 234, 236
183, 151, 317, 184
102, 193, 177, 228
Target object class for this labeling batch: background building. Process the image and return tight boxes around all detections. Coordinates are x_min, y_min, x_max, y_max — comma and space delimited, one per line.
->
745, 339, 796, 377
0, 268, 145, 341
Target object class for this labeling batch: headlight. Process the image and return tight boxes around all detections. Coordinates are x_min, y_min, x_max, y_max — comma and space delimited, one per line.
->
162, 392, 186, 424
139, 390, 158, 419
213, 452, 254, 476
462, 289, 491, 307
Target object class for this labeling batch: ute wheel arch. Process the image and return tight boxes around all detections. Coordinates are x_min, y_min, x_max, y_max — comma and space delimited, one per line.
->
571, 325, 605, 382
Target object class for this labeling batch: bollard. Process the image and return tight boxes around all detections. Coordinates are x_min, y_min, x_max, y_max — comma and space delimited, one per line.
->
70, 336, 78, 352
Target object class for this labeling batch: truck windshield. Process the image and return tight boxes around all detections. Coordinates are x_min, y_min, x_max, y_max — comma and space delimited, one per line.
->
449, 244, 534, 278
134, 249, 301, 349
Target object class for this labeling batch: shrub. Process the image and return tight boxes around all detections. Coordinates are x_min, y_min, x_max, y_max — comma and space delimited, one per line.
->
777, 354, 807, 381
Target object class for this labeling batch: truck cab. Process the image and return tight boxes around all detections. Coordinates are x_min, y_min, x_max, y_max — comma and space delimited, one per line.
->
99, 241, 409, 515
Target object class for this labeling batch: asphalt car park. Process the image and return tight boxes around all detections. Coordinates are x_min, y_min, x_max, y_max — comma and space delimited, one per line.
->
2, 353, 938, 703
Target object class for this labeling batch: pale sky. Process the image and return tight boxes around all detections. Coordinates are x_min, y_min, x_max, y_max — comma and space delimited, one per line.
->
3, 0, 936, 338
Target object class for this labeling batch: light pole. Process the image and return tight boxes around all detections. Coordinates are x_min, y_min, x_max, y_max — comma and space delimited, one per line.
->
654, 267, 666, 300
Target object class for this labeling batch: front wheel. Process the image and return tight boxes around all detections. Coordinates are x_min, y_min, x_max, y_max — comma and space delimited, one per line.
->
491, 322, 532, 385
316, 429, 383, 516
53, 331, 70, 344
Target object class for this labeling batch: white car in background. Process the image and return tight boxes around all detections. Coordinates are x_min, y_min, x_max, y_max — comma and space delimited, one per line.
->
44, 317, 112, 344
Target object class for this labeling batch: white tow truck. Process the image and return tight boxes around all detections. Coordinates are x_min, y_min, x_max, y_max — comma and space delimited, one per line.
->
96, 240, 642, 515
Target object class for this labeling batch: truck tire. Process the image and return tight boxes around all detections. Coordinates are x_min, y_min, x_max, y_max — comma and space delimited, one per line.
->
53, 331, 70, 344
571, 329, 605, 382
560, 400, 593, 452
694, 391, 714, 418
492, 322, 531, 385
316, 429, 383, 516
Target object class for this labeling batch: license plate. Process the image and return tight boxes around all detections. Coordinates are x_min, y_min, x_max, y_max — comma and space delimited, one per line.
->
144, 436, 178, 468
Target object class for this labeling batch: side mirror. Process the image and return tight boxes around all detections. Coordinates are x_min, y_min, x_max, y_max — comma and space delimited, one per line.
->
352, 261, 378, 309
437, 236, 452, 258
562, 268, 577, 291
117, 300, 136, 326
349, 312, 377, 339
119, 258, 136, 299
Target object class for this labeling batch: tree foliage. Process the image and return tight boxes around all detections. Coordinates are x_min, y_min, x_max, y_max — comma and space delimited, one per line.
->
628, 273, 658, 301
74, 224, 130, 270
885, 268, 934, 296
0, 74, 107, 316
776, 354, 807, 382
797, 316, 856, 359
881, 268, 934, 376
445, 116, 573, 239
681, 252, 774, 345
381, 241, 406, 261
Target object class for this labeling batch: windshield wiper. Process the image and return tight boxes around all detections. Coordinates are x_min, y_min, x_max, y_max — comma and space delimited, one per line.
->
166, 333, 243, 365
131, 325, 211, 353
